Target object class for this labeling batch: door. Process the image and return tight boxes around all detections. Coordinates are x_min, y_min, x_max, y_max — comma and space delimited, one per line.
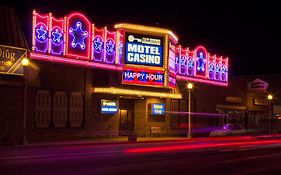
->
119, 99, 135, 135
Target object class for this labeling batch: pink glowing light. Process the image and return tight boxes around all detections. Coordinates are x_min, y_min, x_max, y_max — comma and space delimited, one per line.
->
33, 11, 49, 53
30, 52, 123, 71
125, 139, 281, 154
49, 14, 64, 55
65, 12, 91, 60
177, 75, 228, 86
194, 45, 208, 78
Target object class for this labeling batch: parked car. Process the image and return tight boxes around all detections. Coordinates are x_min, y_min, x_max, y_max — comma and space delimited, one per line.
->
209, 123, 246, 137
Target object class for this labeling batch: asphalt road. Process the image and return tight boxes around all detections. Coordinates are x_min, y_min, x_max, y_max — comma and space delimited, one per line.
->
1, 137, 281, 175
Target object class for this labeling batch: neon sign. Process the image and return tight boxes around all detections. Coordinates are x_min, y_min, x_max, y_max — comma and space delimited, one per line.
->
101, 100, 118, 114
151, 103, 165, 115
32, 11, 49, 53
175, 45, 228, 85
195, 46, 207, 78
65, 12, 91, 60
105, 30, 116, 64
31, 10, 228, 87
124, 33, 163, 67
122, 68, 164, 87
49, 14, 64, 55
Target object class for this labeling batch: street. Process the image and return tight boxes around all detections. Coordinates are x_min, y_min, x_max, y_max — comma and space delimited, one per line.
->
1, 136, 281, 175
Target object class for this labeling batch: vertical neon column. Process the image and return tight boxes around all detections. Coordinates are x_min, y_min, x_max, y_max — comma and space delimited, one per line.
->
187, 49, 194, 76
175, 46, 181, 74
49, 13, 64, 55
194, 45, 208, 78
92, 25, 105, 62
32, 10, 49, 53
221, 57, 228, 82
208, 54, 215, 79
65, 12, 91, 60
105, 30, 116, 64
179, 47, 188, 75
215, 56, 222, 80
116, 30, 124, 65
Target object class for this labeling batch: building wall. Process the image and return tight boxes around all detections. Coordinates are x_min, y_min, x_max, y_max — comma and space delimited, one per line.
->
0, 85, 23, 145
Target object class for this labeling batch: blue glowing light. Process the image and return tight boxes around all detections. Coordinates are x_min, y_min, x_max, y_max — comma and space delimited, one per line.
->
209, 62, 214, 72
187, 57, 194, 68
215, 64, 220, 73
106, 39, 115, 55
69, 21, 88, 49
180, 55, 187, 67
94, 36, 103, 53
197, 51, 206, 72
52, 29, 62, 45
221, 65, 227, 81
36, 25, 47, 42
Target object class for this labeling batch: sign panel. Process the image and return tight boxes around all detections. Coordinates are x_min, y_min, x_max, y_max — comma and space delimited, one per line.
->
247, 79, 268, 91
122, 68, 164, 87
124, 32, 163, 67
151, 103, 165, 115
101, 100, 118, 114
0, 45, 27, 75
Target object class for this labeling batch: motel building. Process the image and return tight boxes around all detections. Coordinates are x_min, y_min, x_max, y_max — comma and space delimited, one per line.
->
5, 8, 279, 144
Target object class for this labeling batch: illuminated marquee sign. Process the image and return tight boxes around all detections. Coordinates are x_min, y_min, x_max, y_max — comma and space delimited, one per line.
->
122, 68, 164, 87
0, 45, 27, 75
101, 100, 118, 114
31, 10, 228, 87
151, 103, 165, 115
124, 33, 163, 67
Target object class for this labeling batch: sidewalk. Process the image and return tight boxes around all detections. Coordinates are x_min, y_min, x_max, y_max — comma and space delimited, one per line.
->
24, 136, 190, 147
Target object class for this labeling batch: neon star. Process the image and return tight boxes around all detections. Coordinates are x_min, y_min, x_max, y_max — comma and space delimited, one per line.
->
36, 25, 47, 42
187, 58, 193, 68
209, 62, 214, 72
197, 52, 206, 72
94, 37, 103, 52
69, 21, 88, 49
52, 29, 62, 44
106, 39, 115, 54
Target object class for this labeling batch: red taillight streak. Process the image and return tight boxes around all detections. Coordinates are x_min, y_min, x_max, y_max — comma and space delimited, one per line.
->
125, 140, 281, 154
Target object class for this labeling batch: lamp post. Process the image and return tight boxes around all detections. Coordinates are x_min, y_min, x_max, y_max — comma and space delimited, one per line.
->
267, 94, 273, 134
21, 58, 29, 145
187, 83, 193, 138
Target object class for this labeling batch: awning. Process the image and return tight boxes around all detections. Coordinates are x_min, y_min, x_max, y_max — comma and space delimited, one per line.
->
92, 87, 182, 99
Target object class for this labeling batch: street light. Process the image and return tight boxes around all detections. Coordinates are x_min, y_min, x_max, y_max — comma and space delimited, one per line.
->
187, 82, 193, 138
267, 94, 273, 134
21, 58, 29, 145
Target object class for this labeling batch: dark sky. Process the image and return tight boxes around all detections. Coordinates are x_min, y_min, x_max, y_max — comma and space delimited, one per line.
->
1, 0, 280, 76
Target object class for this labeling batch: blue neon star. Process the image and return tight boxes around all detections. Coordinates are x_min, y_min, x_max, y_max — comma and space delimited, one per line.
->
209, 62, 214, 72
106, 39, 115, 54
197, 52, 206, 72
180, 56, 187, 67
187, 58, 193, 68
221, 65, 226, 74
94, 37, 103, 52
69, 21, 88, 49
52, 29, 62, 44
36, 25, 47, 42
215, 64, 220, 73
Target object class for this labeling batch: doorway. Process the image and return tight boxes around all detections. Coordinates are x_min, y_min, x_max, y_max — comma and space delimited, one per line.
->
119, 99, 135, 135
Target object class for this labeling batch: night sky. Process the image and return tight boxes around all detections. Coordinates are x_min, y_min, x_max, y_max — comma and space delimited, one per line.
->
1, 0, 280, 76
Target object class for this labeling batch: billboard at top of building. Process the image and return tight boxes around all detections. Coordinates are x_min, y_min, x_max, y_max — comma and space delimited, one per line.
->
124, 32, 163, 67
